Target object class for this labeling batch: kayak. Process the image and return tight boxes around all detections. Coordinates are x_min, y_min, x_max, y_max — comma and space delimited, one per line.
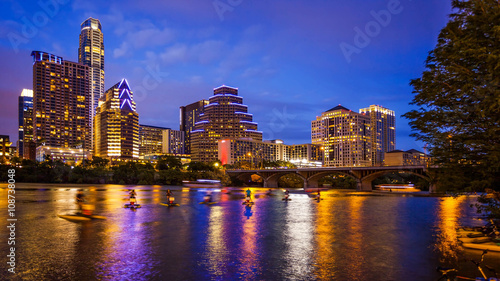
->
282, 198, 292, 201
199, 201, 217, 205
124, 204, 141, 208
462, 242, 500, 252
160, 202, 180, 207
242, 201, 254, 205
58, 214, 106, 222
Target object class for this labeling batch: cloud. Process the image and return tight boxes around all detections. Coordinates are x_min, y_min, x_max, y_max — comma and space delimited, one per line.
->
160, 44, 188, 64
113, 42, 129, 58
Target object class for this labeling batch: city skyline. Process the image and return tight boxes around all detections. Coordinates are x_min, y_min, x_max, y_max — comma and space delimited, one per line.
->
0, 0, 452, 150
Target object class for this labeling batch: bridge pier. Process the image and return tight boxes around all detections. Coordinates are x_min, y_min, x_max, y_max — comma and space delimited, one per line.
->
263, 178, 279, 188
357, 178, 373, 191
429, 183, 437, 193
306, 178, 320, 189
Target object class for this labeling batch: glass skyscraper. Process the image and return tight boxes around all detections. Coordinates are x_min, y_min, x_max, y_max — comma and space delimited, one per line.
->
79, 17, 104, 149
359, 105, 396, 166
18, 89, 33, 159
31, 51, 91, 150
94, 79, 139, 159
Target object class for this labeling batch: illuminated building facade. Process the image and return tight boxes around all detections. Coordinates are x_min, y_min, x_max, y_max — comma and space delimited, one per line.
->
0, 135, 12, 164
31, 51, 91, 151
94, 79, 139, 159
36, 145, 91, 165
191, 86, 262, 163
139, 124, 185, 157
218, 139, 323, 167
359, 105, 395, 166
79, 17, 104, 149
18, 89, 34, 159
285, 144, 323, 167
164, 129, 185, 155
384, 149, 428, 166
312, 105, 371, 167
180, 100, 209, 154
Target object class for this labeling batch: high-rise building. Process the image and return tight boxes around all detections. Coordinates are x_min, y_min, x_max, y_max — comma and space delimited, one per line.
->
191, 85, 262, 163
18, 89, 33, 159
359, 105, 395, 166
218, 139, 323, 167
312, 105, 371, 167
31, 51, 91, 150
0, 135, 12, 164
180, 100, 209, 154
94, 79, 139, 159
164, 129, 185, 155
79, 17, 104, 149
139, 124, 185, 156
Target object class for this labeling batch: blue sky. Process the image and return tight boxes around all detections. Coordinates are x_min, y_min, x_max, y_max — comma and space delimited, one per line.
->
0, 0, 451, 150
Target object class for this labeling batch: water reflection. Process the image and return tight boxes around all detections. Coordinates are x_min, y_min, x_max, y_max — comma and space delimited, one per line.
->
313, 195, 338, 280
1, 184, 497, 281
436, 196, 465, 263
346, 196, 366, 281
239, 202, 259, 280
205, 206, 228, 278
284, 195, 314, 279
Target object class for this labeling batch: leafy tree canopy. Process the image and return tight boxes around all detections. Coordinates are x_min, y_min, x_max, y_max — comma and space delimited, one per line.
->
403, 0, 500, 191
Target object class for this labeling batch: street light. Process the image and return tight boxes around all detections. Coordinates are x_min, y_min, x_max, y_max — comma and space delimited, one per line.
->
247, 152, 252, 169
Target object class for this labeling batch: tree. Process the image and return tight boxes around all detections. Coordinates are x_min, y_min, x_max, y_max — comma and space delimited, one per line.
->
156, 156, 182, 170
403, 0, 500, 191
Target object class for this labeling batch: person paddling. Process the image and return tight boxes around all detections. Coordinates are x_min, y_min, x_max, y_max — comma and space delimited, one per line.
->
76, 189, 85, 211
245, 188, 252, 203
204, 191, 213, 203
129, 189, 137, 206
166, 189, 173, 204
284, 189, 290, 200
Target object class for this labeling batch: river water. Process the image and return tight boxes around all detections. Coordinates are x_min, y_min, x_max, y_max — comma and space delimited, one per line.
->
1, 184, 499, 280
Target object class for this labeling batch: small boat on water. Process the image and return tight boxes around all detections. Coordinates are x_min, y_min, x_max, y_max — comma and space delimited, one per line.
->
182, 179, 222, 188
160, 202, 180, 207
58, 214, 106, 222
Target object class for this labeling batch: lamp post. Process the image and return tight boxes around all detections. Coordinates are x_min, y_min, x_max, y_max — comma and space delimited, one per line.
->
247, 152, 252, 169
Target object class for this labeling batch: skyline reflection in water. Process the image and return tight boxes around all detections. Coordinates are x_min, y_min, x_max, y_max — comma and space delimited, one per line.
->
0, 185, 499, 281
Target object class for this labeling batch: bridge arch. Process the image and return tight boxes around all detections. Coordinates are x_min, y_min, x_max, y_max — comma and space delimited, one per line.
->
231, 172, 265, 187
264, 171, 307, 188
305, 171, 358, 189
357, 170, 431, 191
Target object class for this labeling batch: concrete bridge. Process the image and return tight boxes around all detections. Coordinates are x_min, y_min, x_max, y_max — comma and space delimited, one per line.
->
227, 165, 436, 192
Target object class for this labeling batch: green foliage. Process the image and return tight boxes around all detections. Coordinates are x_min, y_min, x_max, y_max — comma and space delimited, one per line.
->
403, 0, 500, 191
371, 172, 430, 190
474, 189, 500, 219
278, 174, 304, 188
156, 156, 182, 170
319, 174, 357, 189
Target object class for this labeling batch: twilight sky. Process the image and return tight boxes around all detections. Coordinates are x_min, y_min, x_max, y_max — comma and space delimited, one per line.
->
0, 0, 451, 150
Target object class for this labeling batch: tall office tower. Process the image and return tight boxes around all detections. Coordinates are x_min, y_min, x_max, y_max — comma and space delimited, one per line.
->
180, 100, 209, 154
191, 85, 262, 163
359, 105, 395, 166
18, 89, 33, 159
139, 124, 169, 157
312, 105, 371, 167
31, 51, 91, 150
94, 79, 139, 159
139, 125, 185, 156
164, 129, 185, 154
79, 17, 104, 149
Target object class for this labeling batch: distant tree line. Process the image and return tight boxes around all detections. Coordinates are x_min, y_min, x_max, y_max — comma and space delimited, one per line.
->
2, 156, 230, 186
